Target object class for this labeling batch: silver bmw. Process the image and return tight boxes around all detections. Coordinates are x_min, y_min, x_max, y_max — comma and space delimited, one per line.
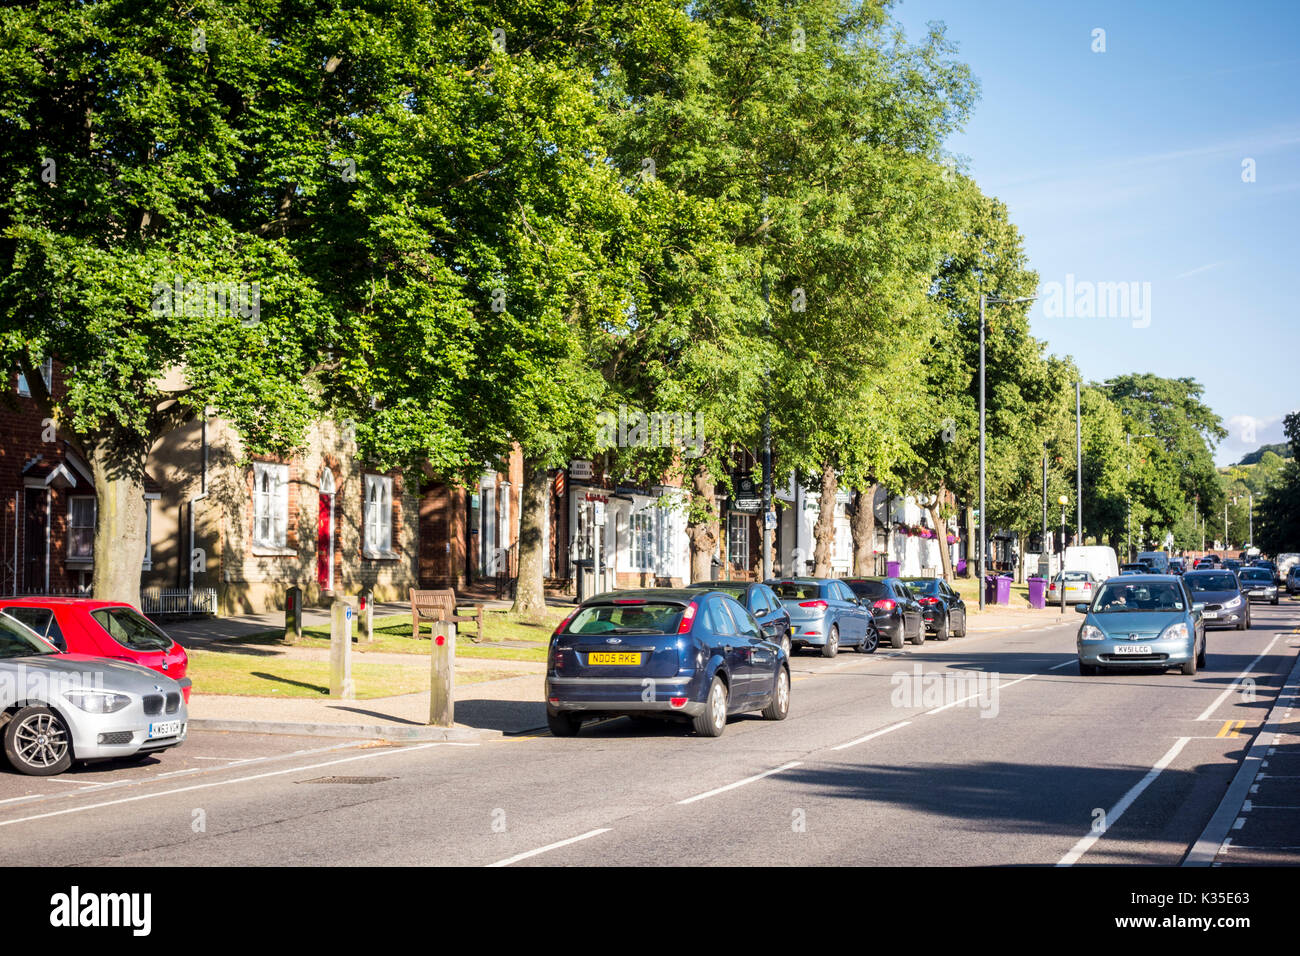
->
0, 611, 189, 775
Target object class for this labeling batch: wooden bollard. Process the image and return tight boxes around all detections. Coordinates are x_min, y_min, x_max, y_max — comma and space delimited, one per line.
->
284, 586, 303, 644
358, 587, 374, 643
330, 599, 355, 699
429, 619, 455, 727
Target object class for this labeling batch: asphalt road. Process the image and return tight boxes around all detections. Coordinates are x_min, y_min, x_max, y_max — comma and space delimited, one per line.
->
3, 599, 1299, 867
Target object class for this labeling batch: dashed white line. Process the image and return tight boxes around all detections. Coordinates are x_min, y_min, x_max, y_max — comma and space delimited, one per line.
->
0, 743, 446, 828
677, 761, 803, 805
486, 828, 613, 867
831, 721, 911, 751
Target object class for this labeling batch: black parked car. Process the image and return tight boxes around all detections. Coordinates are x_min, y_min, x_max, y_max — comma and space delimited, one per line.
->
843, 577, 925, 648
1183, 569, 1250, 629
900, 577, 968, 640
689, 580, 792, 655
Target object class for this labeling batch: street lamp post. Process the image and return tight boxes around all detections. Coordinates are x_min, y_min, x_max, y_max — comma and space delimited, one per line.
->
1058, 494, 1069, 615
979, 292, 1037, 611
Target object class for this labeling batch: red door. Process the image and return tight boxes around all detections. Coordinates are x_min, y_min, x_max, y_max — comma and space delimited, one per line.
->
317, 493, 332, 591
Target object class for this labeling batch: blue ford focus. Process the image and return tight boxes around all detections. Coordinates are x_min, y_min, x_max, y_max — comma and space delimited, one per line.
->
545, 589, 790, 738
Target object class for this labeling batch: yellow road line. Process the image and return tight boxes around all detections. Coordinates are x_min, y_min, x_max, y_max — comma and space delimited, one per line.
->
1216, 719, 1246, 738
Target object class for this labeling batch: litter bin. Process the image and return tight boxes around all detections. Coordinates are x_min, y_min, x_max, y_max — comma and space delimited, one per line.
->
574, 558, 594, 603
1027, 576, 1046, 609
984, 574, 998, 605
996, 575, 1012, 606
887, 561, 901, 578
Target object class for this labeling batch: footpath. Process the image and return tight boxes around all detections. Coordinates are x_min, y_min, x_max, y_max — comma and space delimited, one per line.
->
172, 597, 1074, 743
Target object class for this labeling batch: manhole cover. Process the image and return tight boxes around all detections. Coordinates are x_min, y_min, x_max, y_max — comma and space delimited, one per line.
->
299, 775, 395, 785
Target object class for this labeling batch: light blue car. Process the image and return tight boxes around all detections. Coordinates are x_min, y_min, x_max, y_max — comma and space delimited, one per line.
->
1075, 574, 1206, 676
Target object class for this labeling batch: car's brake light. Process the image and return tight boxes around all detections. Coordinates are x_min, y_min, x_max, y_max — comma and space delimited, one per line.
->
613, 599, 646, 605
677, 601, 699, 635
669, 697, 688, 709
918, 596, 939, 605
798, 600, 829, 610
872, 599, 897, 612
552, 608, 578, 638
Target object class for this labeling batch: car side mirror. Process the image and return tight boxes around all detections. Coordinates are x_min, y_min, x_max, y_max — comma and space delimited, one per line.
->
1193, 603, 1205, 613
1074, 603, 1089, 614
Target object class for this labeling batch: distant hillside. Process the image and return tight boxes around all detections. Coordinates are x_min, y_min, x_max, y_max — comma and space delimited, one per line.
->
1237, 443, 1293, 466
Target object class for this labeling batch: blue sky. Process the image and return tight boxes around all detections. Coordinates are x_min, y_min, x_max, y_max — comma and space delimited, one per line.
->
889, 0, 1300, 465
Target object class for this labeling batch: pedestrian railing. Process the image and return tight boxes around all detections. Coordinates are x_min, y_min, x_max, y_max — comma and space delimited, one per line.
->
140, 587, 218, 617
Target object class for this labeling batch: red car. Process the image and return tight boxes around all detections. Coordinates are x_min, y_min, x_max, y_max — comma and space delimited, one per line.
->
0, 598, 189, 701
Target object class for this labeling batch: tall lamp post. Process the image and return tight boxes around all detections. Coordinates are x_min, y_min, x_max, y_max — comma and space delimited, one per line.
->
1058, 494, 1069, 614
979, 292, 1038, 610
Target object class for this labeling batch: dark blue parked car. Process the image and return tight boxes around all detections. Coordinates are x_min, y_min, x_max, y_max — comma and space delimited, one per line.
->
546, 589, 790, 738
689, 580, 792, 654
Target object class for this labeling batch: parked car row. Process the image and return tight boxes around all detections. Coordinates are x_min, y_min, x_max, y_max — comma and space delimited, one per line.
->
0, 598, 189, 775
545, 575, 967, 737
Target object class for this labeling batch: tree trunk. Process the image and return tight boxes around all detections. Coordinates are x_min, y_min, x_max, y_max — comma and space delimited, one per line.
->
850, 483, 878, 576
812, 461, 837, 577
90, 443, 149, 606
686, 469, 720, 583
925, 494, 955, 584
510, 458, 548, 620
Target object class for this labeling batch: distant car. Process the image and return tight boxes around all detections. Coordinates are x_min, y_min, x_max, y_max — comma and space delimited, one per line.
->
768, 577, 878, 656
1202, 554, 1222, 566
1223, 558, 1243, 573
1288, 566, 1300, 595
0, 612, 189, 775
1252, 560, 1279, 584
1168, 559, 1186, 576
842, 577, 925, 648
900, 577, 968, 641
1183, 569, 1250, 630
1075, 574, 1206, 676
1275, 553, 1300, 585
1194, 558, 1215, 570
544, 589, 790, 738
1049, 570, 1097, 602
1120, 564, 1148, 575
0, 598, 189, 701
1238, 566, 1279, 605
689, 581, 792, 654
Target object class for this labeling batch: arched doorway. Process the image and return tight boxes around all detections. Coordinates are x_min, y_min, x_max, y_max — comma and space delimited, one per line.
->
318, 469, 336, 593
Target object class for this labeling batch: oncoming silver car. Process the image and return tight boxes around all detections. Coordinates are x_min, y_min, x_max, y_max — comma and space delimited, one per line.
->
0, 612, 189, 775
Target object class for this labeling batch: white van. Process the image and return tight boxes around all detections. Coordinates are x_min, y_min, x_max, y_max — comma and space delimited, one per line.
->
1064, 545, 1119, 584
1276, 553, 1300, 584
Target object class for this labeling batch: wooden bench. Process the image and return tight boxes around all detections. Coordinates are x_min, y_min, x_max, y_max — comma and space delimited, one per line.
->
410, 589, 485, 643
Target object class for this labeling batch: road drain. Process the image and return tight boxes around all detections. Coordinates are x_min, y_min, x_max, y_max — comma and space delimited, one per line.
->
299, 776, 395, 785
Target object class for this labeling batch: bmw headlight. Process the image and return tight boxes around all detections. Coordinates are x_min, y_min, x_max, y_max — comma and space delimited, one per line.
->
64, 692, 131, 714
1162, 622, 1190, 642
1080, 625, 1105, 641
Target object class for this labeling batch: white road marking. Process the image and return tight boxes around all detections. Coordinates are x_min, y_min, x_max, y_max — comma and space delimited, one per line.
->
831, 721, 911, 751
926, 673, 1036, 715
0, 743, 448, 828
677, 761, 803, 805
1196, 634, 1282, 721
486, 828, 613, 867
1049, 660, 1077, 670
1057, 737, 1192, 866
